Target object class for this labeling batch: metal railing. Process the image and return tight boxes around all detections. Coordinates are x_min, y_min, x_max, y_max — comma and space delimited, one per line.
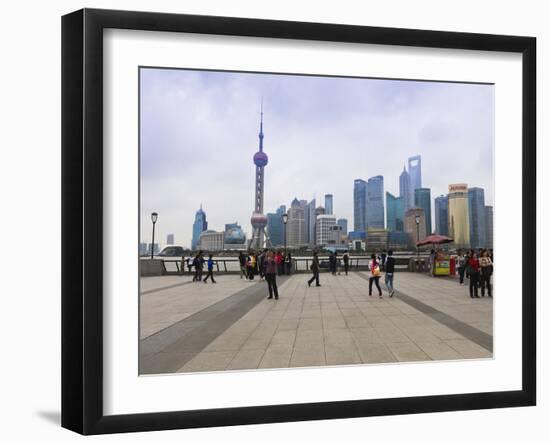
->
158, 256, 411, 275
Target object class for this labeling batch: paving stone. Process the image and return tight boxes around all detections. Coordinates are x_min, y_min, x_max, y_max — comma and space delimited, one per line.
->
226, 349, 266, 370
355, 342, 397, 363
386, 342, 430, 362
259, 343, 293, 368
142, 271, 493, 374
415, 341, 464, 361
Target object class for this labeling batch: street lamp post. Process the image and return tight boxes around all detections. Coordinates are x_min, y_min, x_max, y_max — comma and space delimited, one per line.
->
282, 212, 288, 255
415, 215, 420, 258
151, 212, 158, 259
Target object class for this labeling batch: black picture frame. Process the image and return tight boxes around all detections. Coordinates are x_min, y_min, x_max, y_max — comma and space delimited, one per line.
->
62, 8, 536, 435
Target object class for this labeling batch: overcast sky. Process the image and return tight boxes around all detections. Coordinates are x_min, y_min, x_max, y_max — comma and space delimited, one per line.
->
140, 67, 494, 248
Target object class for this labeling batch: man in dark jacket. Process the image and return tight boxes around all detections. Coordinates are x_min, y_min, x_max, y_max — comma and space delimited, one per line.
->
343, 251, 350, 275
329, 252, 336, 275
385, 250, 396, 297
307, 252, 321, 287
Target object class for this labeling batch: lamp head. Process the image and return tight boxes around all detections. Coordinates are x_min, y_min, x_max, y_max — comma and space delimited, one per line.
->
151, 212, 158, 223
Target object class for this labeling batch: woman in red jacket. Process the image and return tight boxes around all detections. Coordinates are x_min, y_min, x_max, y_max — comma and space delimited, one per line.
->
467, 250, 480, 298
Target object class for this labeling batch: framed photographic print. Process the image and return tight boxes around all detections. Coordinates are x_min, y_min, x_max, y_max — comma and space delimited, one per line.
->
61, 8, 536, 435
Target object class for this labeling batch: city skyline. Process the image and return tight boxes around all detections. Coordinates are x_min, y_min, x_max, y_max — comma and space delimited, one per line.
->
140, 68, 494, 248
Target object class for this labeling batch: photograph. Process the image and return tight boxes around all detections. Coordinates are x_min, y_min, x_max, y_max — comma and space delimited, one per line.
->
138, 67, 495, 375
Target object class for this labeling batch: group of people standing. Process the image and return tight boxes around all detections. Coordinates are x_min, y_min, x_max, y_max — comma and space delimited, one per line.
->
183, 251, 216, 284
238, 250, 292, 280
456, 249, 494, 298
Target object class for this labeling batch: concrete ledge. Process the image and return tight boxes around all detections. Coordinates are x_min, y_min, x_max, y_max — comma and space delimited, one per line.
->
140, 259, 166, 277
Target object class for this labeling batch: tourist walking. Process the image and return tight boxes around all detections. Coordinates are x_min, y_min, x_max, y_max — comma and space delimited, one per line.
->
381, 250, 387, 271
480, 249, 493, 297
307, 252, 321, 287
369, 254, 382, 297
457, 250, 467, 285
203, 254, 216, 283
467, 250, 480, 298
385, 250, 396, 297
343, 251, 350, 275
265, 251, 279, 300
238, 251, 247, 279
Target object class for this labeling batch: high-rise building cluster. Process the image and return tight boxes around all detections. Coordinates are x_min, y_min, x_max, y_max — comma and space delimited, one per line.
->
186, 106, 492, 252
350, 154, 493, 250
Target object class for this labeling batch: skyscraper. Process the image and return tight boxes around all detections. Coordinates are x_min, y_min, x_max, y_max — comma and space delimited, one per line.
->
166, 234, 174, 245
324, 194, 333, 215
399, 166, 412, 210
386, 192, 404, 232
337, 218, 348, 235
414, 188, 432, 235
267, 205, 286, 247
485, 205, 494, 249
367, 175, 384, 229
249, 103, 271, 248
448, 184, 470, 249
191, 204, 208, 250
315, 215, 337, 246
287, 198, 306, 247
434, 195, 449, 236
468, 187, 487, 249
353, 179, 368, 232
306, 199, 316, 246
408, 154, 422, 192
314, 205, 325, 245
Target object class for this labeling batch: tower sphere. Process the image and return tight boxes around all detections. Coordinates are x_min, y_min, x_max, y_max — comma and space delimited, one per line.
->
253, 151, 268, 167
250, 212, 268, 229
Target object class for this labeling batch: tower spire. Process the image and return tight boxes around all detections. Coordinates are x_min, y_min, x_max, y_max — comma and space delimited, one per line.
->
259, 98, 264, 152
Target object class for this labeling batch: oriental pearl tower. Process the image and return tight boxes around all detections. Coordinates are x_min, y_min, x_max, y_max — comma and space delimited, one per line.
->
249, 102, 272, 249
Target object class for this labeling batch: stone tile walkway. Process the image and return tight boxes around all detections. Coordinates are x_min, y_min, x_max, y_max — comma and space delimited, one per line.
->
139, 271, 493, 375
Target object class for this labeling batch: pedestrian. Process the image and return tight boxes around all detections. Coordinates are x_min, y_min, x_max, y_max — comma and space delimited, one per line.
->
246, 252, 255, 280
369, 253, 382, 297
203, 254, 216, 283
381, 250, 387, 271
238, 251, 247, 279
258, 250, 266, 280
335, 252, 341, 275
307, 251, 321, 287
385, 250, 395, 297
187, 255, 194, 275
428, 249, 436, 276
456, 250, 466, 285
180, 255, 186, 276
467, 250, 480, 298
192, 253, 201, 282
285, 252, 292, 275
479, 249, 493, 297
343, 250, 350, 275
329, 252, 336, 275
265, 250, 279, 300
275, 251, 283, 275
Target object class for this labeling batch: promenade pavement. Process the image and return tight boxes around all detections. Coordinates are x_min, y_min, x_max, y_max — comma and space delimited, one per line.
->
139, 271, 493, 374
